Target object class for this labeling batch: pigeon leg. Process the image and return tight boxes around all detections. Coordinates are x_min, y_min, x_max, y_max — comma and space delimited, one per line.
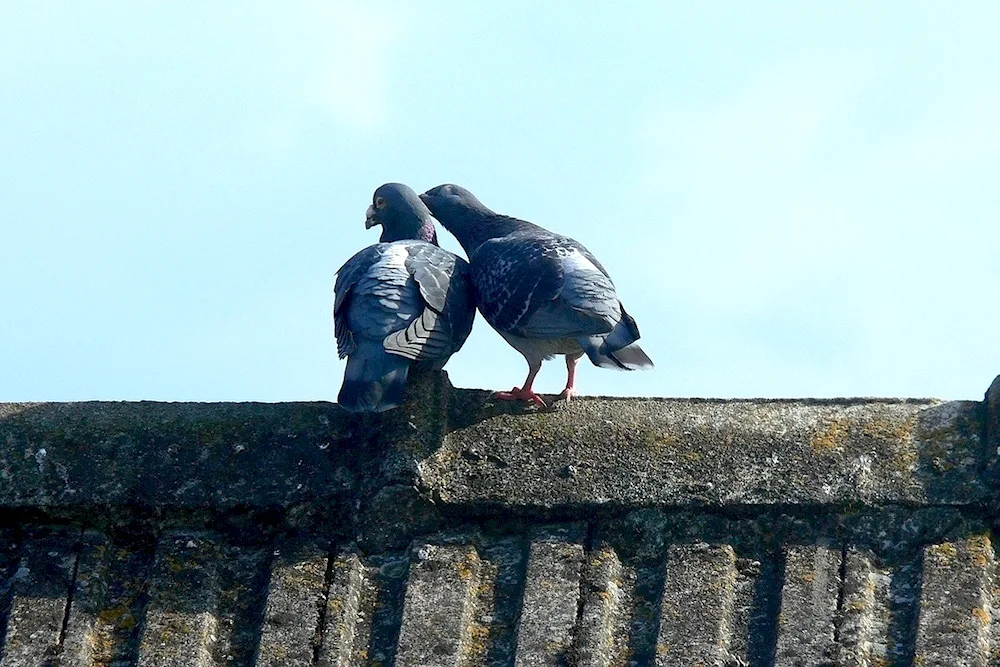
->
557, 352, 584, 402
495, 361, 546, 407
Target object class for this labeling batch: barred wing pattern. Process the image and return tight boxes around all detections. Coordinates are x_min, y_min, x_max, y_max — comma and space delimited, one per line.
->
471, 232, 622, 339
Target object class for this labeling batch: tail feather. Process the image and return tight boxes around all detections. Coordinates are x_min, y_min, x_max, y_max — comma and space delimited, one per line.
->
577, 308, 654, 371
338, 349, 411, 412
606, 341, 654, 369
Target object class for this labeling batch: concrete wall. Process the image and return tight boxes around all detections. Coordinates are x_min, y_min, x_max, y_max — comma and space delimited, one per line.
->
1, 372, 998, 666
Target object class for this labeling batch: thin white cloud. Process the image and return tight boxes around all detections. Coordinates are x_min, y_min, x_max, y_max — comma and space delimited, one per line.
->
297, 0, 404, 131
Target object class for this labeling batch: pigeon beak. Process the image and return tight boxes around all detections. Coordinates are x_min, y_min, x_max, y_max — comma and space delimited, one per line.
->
364, 205, 378, 229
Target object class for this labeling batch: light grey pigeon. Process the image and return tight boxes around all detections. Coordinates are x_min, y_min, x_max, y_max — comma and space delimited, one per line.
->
333, 183, 475, 412
420, 184, 652, 406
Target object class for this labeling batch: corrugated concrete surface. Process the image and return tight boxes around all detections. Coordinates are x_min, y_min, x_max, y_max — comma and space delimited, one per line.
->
0, 372, 998, 666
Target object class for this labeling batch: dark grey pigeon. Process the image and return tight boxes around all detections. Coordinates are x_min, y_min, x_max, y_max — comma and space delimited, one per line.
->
421, 184, 652, 406
333, 183, 475, 412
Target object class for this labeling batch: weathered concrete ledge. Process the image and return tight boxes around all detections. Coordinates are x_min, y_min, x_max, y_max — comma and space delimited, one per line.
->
0, 374, 993, 515
435, 393, 988, 510
2, 374, 999, 667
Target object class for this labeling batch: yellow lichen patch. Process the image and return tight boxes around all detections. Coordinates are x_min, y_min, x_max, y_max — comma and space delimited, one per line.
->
800, 572, 816, 583
97, 604, 137, 629
846, 598, 869, 612
811, 421, 849, 454
893, 446, 920, 473
973, 606, 991, 626
327, 597, 344, 616
927, 542, 958, 560
589, 548, 616, 569
455, 552, 479, 583
462, 621, 490, 660
641, 430, 679, 450
861, 416, 915, 443
967, 534, 994, 568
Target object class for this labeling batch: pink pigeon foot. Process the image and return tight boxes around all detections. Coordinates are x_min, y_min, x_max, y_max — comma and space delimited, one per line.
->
495, 386, 547, 407
556, 386, 576, 402
556, 353, 582, 402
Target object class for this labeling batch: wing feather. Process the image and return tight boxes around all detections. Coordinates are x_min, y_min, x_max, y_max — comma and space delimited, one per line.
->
472, 234, 622, 339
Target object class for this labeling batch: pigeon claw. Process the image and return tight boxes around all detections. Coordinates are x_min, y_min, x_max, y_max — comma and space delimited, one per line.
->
556, 387, 576, 402
495, 387, 547, 407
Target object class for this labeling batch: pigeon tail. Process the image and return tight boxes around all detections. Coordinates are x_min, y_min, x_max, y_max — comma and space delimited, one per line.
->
337, 348, 411, 412
606, 340, 654, 370
577, 309, 654, 371
578, 336, 654, 370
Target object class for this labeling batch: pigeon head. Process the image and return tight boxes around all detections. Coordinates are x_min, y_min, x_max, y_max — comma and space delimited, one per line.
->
365, 183, 438, 244
420, 184, 494, 223
420, 184, 490, 212
421, 184, 508, 255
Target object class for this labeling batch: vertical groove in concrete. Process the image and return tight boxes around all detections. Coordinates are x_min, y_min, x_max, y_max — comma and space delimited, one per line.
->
353, 562, 383, 666
0, 525, 80, 667
0, 527, 21, 662
745, 551, 783, 667
395, 543, 482, 667
774, 542, 842, 666
365, 554, 410, 667
723, 554, 766, 666
655, 543, 738, 667
481, 536, 529, 667
626, 561, 669, 666
574, 545, 630, 667
914, 535, 995, 667
253, 541, 329, 667
136, 531, 220, 667
211, 544, 272, 667
317, 552, 364, 667
837, 547, 892, 667
60, 530, 111, 667
514, 524, 586, 667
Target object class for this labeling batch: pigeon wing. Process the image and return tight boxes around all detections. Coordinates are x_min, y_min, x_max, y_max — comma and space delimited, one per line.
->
473, 235, 620, 338
381, 243, 473, 362
470, 236, 563, 334
333, 244, 385, 359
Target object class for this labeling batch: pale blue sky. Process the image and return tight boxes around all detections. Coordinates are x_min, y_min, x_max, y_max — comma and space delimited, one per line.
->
2, 2, 998, 401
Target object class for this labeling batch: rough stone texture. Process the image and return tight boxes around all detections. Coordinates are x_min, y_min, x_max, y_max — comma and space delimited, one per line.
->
987, 375, 1000, 452
432, 394, 989, 510
0, 401, 354, 511
837, 547, 891, 667
136, 532, 219, 667
60, 530, 111, 667
395, 543, 481, 667
316, 552, 363, 667
774, 542, 842, 666
0, 526, 78, 667
655, 543, 738, 667
514, 525, 586, 667
575, 546, 630, 667
914, 535, 995, 666
255, 541, 329, 667
0, 391, 990, 514
0, 372, 999, 666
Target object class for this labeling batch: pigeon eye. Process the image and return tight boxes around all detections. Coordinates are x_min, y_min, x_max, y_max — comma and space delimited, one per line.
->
375, 196, 386, 208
